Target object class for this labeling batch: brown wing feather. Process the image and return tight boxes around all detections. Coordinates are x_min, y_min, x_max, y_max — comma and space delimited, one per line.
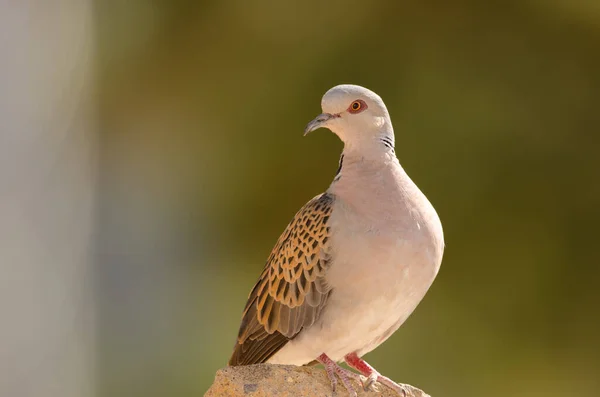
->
229, 193, 334, 366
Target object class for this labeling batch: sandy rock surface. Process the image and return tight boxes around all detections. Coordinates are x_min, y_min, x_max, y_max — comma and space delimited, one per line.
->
204, 364, 430, 397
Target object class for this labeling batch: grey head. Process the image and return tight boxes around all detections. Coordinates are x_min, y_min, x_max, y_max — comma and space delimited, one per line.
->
304, 84, 395, 152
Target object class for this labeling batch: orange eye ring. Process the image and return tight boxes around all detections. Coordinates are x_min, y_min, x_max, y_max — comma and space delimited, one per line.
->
348, 99, 367, 114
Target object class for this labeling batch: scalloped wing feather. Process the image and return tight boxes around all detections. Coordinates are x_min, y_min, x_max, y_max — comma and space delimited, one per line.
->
229, 193, 334, 366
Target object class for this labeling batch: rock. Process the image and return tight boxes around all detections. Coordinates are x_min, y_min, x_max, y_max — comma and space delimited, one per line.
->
204, 364, 430, 397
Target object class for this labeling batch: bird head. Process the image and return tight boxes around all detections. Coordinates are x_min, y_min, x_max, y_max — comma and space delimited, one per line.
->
304, 84, 394, 152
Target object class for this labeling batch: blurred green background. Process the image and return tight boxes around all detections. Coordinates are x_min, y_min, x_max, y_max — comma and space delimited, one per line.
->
94, 1, 600, 397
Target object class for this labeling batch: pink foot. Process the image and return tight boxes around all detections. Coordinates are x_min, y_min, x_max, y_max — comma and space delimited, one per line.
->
317, 353, 360, 397
345, 352, 411, 396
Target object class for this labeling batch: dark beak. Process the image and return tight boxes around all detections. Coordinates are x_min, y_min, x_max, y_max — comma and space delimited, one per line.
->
304, 113, 336, 136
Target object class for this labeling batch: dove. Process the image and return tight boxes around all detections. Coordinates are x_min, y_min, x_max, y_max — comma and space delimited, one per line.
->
229, 84, 444, 396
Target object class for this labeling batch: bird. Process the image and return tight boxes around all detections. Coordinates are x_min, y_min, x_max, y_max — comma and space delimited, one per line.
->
228, 84, 444, 396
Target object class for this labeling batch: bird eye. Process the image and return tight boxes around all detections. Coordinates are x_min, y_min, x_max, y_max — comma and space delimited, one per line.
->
348, 99, 367, 114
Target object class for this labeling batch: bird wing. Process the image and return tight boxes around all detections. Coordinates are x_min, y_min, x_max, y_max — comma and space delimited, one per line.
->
229, 193, 334, 365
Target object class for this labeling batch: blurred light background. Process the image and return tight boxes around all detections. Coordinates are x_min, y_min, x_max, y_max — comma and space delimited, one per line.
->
1, 1, 599, 397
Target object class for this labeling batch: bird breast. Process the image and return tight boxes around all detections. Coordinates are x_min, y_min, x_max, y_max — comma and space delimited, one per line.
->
326, 160, 443, 320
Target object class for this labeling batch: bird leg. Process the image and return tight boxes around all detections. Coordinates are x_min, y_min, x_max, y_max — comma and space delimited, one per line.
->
344, 352, 410, 396
317, 353, 360, 397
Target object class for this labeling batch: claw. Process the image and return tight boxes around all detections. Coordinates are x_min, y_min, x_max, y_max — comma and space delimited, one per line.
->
317, 353, 358, 397
378, 379, 410, 396
361, 372, 379, 392
345, 352, 424, 396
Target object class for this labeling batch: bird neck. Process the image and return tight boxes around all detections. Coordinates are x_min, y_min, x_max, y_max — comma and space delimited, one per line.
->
332, 126, 398, 184
339, 148, 397, 172
327, 145, 409, 219
330, 140, 400, 188
341, 120, 395, 156
342, 132, 396, 163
